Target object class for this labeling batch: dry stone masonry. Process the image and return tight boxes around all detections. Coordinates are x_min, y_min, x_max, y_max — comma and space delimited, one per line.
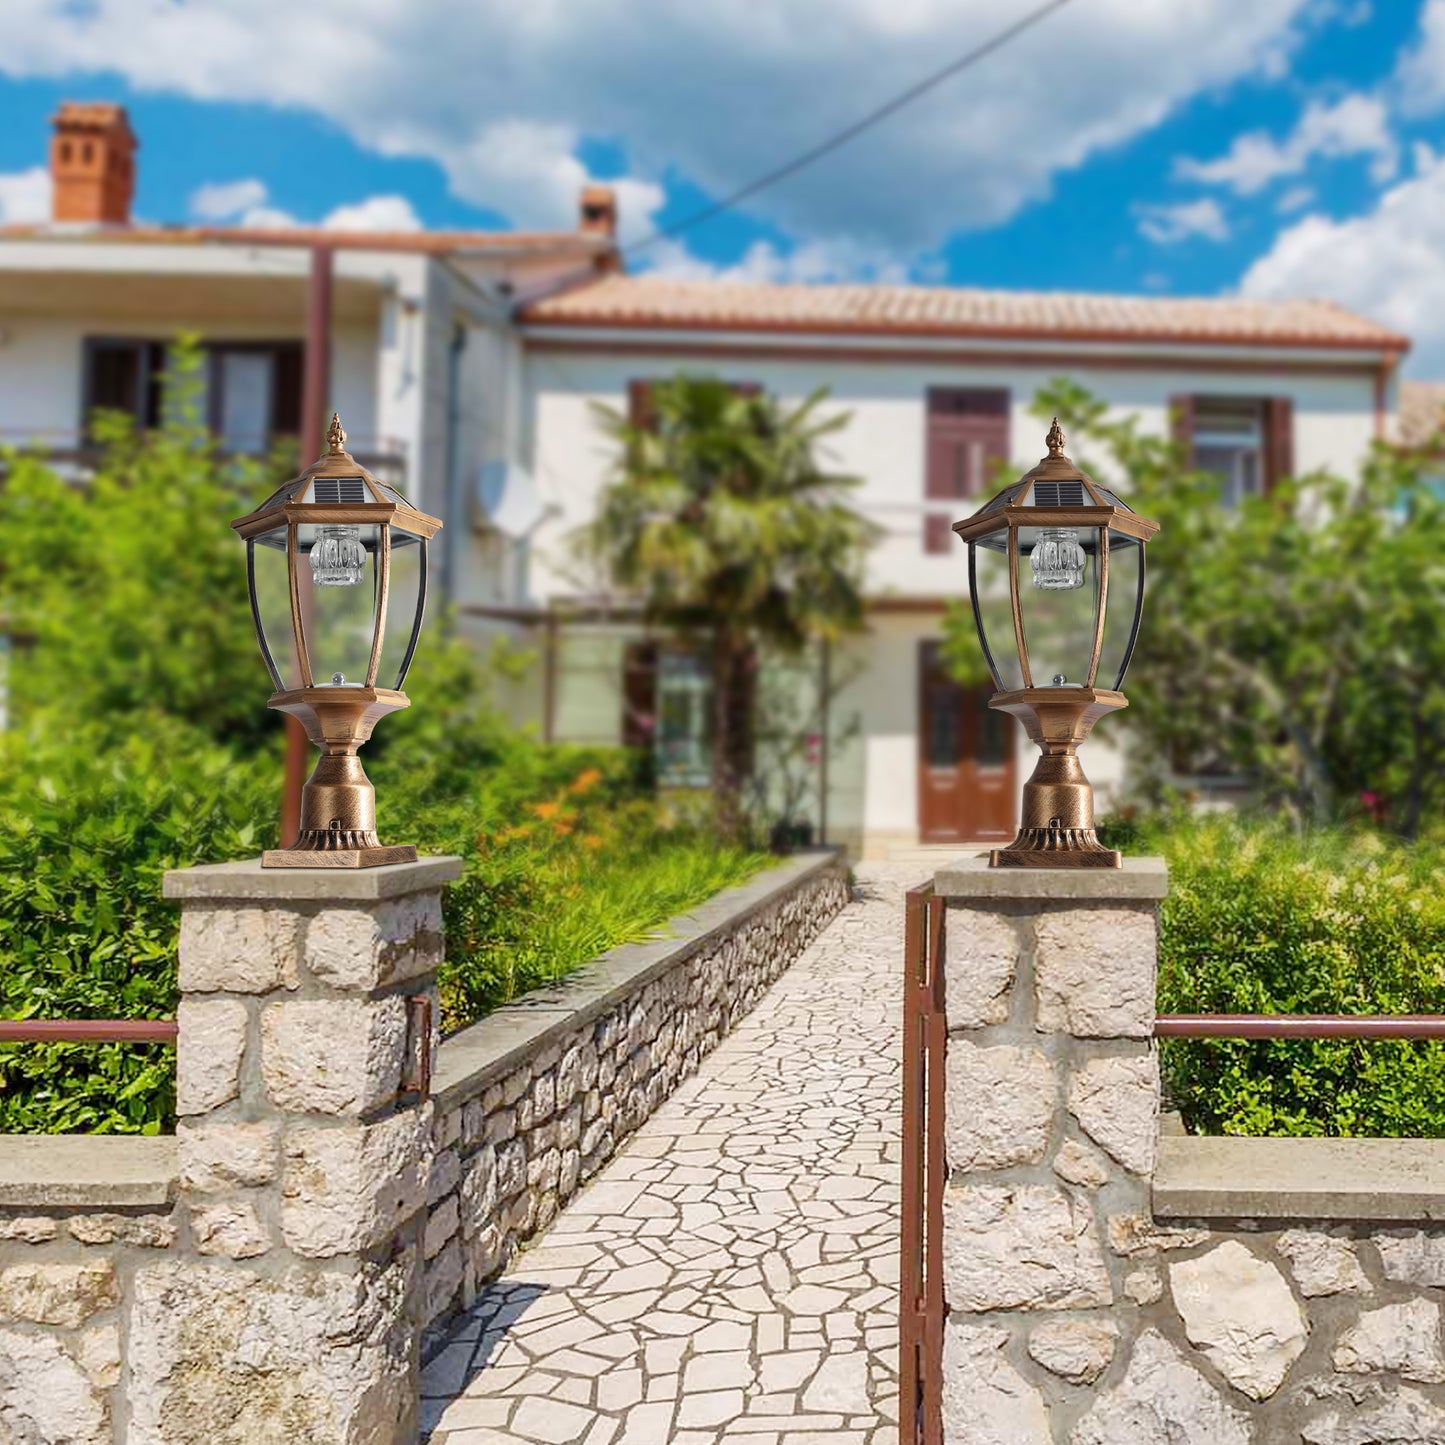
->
0, 850, 846, 1444
937, 856, 1445, 1444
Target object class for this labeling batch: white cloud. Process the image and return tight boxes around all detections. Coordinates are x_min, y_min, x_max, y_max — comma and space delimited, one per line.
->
1136, 196, 1230, 245
1397, 0, 1445, 115
644, 233, 919, 285
0, 165, 51, 222
1240, 145, 1445, 372
0, 0, 1313, 255
188, 176, 294, 226
189, 177, 267, 221
186, 177, 422, 232
1276, 183, 1315, 212
321, 194, 421, 232
1175, 93, 1398, 195
430, 119, 664, 242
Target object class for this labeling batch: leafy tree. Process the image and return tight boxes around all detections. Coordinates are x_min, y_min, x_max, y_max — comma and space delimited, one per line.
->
0, 338, 286, 751
944, 379, 1445, 835
578, 377, 876, 836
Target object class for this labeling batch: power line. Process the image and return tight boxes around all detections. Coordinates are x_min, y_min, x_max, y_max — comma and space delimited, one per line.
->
622, 0, 1077, 258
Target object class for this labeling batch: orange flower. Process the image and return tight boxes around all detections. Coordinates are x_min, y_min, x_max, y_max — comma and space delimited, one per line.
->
552, 820, 574, 837
531, 800, 561, 820
569, 767, 604, 795
582, 834, 603, 851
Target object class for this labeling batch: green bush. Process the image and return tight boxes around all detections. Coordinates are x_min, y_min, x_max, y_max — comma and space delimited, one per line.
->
1106, 813, 1445, 1137
0, 341, 768, 1134
0, 721, 275, 1132
0, 717, 764, 1133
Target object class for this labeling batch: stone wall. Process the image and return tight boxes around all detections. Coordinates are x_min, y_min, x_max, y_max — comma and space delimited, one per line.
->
420, 849, 849, 1337
935, 856, 1445, 1445
0, 849, 847, 1443
0, 1141, 177, 1445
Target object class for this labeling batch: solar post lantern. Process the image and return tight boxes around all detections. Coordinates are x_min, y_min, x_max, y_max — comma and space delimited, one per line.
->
953, 419, 1159, 868
232, 413, 442, 867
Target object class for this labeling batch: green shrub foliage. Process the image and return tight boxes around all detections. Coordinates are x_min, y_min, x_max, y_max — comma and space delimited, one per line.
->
0, 342, 765, 1134
1107, 813, 1445, 1137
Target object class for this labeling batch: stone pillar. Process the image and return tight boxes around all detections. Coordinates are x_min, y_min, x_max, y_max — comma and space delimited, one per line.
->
145, 857, 460, 1445
934, 856, 1170, 1444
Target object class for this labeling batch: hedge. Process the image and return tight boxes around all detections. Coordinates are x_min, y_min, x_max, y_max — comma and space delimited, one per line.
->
1102, 813, 1445, 1137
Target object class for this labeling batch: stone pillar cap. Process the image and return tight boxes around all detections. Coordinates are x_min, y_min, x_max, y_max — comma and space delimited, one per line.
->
933, 855, 1168, 901
163, 855, 463, 903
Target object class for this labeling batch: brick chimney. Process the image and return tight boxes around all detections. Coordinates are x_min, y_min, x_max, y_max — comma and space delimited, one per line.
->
578, 184, 617, 240
50, 102, 138, 226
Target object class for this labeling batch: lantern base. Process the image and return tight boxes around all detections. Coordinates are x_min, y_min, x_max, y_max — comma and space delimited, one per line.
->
262, 844, 419, 869
262, 689, 415, 870
990, 834, 1122, 869
987, 688, 1126, 870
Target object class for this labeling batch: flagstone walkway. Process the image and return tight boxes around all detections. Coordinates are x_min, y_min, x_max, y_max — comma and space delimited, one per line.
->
421, 863, 917, 1445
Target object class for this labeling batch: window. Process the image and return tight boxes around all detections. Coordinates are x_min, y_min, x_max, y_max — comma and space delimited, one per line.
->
81, 338, 168, 436
1174, 394, 1294, 502
82, 338, 303, 449
924, 388, 1009, 553
207, 343, 303, 452
621, 641, 717, 788
655, 651, 714, 788
1193, 398, 1264, 508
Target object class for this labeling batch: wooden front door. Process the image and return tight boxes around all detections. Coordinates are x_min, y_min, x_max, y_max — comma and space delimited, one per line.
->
917, 640, 1016, 843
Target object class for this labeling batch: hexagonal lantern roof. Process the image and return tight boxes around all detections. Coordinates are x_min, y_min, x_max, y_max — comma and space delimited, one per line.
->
231, 413, 442, 541
953, 419, 1158, 549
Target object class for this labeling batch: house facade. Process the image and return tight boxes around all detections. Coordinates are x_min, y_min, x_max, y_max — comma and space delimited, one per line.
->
505, 277, 1407, 856
0, 104, 1415, 857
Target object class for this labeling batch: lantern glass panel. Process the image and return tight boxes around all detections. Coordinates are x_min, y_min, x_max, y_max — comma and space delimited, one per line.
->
1097, 529, 1144, 690
968, 534, 1023, 691
377, 526, 428, 691
295, 520, 383, 687
248, 525, 299, 689
1015, 524, 1101, 688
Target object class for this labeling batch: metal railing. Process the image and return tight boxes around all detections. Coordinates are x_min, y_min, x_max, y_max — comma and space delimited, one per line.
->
0, 1020, 177, 1043
1155, 1015, 1445, 1039
901, 882, 944, 1445
0, 1002, 432, 1094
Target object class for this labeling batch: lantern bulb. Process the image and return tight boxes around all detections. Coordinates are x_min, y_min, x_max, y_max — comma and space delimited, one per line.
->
332, 673, 345, 686
1031, 527, 1086, 590
311, 525, 366, 587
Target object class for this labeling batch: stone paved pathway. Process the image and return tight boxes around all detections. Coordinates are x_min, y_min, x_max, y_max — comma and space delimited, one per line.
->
422, 863, 915, 1445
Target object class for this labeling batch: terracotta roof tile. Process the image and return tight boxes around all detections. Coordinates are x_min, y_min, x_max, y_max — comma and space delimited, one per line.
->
0, 223, 607, 257
1399, 380, 1445, 448
520, 274, 1409, 352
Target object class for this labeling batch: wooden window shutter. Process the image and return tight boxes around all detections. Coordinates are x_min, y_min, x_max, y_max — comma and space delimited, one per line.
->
725, 645, 758, 781
1263, 397, 1294, 492
1170, 394, 1196, 464
923, 514, 954, 555
627, 380, 656, 433
271, 343, 304, 437
925, 389, 1009, 499
621, 640, 658, 748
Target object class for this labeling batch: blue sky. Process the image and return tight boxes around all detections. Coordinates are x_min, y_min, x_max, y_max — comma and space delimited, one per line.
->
0, 1, 1443, 366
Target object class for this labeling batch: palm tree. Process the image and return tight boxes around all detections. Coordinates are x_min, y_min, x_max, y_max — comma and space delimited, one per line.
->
579, 376, 876, 838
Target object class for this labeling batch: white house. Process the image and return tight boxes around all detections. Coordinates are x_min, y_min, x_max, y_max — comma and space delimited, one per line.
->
0, 103, 1415, 857
506, 277, 1408, 856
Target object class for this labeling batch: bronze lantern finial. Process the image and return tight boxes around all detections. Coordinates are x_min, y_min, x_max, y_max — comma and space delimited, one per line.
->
326, 412, 347, 454
1045, 417, 1066, 457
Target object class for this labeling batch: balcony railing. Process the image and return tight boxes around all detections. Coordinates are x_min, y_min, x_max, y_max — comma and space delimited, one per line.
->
0, 430, 408, 487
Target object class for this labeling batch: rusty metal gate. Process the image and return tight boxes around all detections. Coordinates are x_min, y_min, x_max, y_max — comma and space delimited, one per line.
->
900, 882, 945, 1443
